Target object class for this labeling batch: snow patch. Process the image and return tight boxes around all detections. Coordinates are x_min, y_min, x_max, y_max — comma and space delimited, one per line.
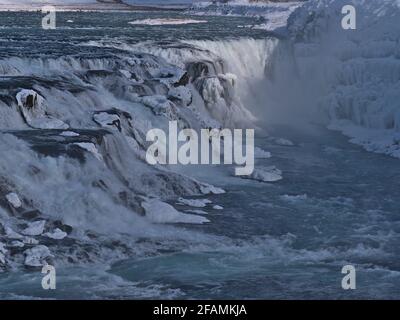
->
177, 198, 212, 208
21, 220, 46, 236
254, 147, 271, 159
43, 228, 68, 240
5, 192, 22, 208
24, 245, 53, 268
281, 194, 308, 202
74, 142, 103, 161
142, 199, 209, 224
60, 131, 80, 137
128, 18, 207, 26
242, 166, 282, 183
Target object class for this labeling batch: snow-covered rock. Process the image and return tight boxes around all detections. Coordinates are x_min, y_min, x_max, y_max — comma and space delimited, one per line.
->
242, 166, 283, 182
5, 226, 23, 240
199, 183, 226, 195
16, 89, 44, 110
142, 199, 210, 224
212, 205, 224, 210
177, 197, 212, 208
28, 118, 69, 130
74, 142, 103, 161
24, 245, 53, 267
21, 220, 46, 236
254, 147, 272, 159
129, 18, 207, 26
5, 192, 22, 208
93, 112, 121, 131
16, 89, 69, 130
43, 228, 68, 240
60, 131, 80, 137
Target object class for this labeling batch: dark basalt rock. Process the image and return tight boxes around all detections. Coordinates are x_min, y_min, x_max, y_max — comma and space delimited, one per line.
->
24, 93, 37, 109
186, 59, 225, 80
52, 220, 73, 235
8, 129, 109, 161
21, 210, 41, 221
174, 72, 190, 87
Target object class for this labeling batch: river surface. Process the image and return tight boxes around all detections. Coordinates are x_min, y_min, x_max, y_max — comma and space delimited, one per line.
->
1, 124, 399, 299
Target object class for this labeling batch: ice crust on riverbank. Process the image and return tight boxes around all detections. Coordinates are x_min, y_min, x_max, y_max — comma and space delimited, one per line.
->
129, 18, 207, 26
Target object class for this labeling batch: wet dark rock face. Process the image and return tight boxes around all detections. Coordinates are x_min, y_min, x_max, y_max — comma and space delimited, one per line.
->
9, 129, 109, 161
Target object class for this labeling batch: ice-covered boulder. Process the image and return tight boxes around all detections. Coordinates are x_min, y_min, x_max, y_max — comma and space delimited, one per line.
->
199, 183, 226, 195
254, 147, 272, 159
24, 245, 53, 267
93, 112, 121, 131
21, 220, 46, 236
142, 198, 210, 224
60, 131, 80, 137
5, 192, 22, 208
242, 166, 283, 182
213, 205, 224, 210
43, 228, 68, 240
5, 226, 24, 240
177, 197, 212, 208
16, 89, 69, 130
16, 89, 43, 110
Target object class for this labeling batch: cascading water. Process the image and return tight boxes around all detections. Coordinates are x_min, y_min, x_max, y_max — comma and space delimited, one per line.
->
0, 10, 278, 281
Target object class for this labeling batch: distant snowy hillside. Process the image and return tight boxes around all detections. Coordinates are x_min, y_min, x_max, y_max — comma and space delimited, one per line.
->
0, 0, 129, 11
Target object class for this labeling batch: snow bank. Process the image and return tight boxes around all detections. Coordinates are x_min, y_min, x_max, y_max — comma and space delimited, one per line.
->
177, 197, 212, 208
254, 147, 271, 159
142, 199, 210, 224
22, 220, 46, 236
5, 192, 22, 208
129, 19, 207, 26
241, 166, 282, 182
16, 89, 69, 130
43, 228, 68, 240
24, 245, 53, 268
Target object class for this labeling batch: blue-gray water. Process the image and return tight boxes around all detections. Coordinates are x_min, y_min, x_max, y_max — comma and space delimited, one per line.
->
1, 125, 399, 299
0, 11, 268, 58
110, 126, 400, 299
